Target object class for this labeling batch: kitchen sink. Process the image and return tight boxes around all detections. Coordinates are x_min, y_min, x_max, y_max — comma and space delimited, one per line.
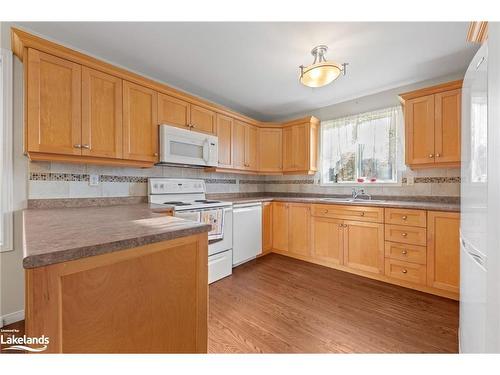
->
320, 197, 387, 203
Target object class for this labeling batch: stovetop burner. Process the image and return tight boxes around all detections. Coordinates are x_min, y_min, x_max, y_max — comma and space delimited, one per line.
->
194, 199, 221, 204
163, 201, 192, 206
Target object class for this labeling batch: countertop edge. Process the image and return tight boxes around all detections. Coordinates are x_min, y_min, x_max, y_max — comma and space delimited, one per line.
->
23, 223, 212, 269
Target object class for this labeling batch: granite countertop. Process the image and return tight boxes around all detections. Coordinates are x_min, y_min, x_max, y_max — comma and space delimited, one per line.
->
22, 203, 211, 269
225, 196, 460, 212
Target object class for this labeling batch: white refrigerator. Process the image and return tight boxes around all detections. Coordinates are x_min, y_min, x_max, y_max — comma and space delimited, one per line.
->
460, 23, 500, 353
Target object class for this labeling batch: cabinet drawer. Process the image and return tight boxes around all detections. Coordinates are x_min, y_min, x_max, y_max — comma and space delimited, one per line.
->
384, 258, 427, 285
385, 208, 426, 227
384, 241, 426, 264
385, 224, 426, 246
311, 204, 383, 223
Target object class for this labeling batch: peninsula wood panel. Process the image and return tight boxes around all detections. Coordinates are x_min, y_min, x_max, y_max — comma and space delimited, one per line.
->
288, 204, 311, 257
343, 221, 385, 275
122, 81, 158, 162
405, 95, 435, 166
190, 104, 215, 134
272, 202, 289, 252
427, 211, 460, 293
25, 234, 208, 353
81, 67, 123, 159
311, 216, 344, 265
262, 202, 273, 254
435, 89, 461, 164
216, 114, 233, 168
157, 93, 190, 128
26, 48, 82, 156
258, 128, 282, 172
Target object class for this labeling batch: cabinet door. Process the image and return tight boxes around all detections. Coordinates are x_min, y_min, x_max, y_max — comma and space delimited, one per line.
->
293, 124, 309, 171
216, 114, 233, 168
259, 128, 282, 172
262, 202, 273, 254
272, 202, 289, 252
282, 127, 294, 171
190, 104, 215, 134
288, 204, 311, 256
122, 81, 158, 162
427, 211, 460, 293
26, 49, 82, 156
81, 67, 123, 159
157, 93, 190, 129
343, 221, 384, 275
406, 95, 435, 166
232, 120, 246, 169
311, 216, 344, 265
435, 89, 461, 164
245, 125, 259, 170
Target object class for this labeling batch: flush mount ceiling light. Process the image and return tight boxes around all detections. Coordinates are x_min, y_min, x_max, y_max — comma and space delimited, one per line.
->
299, 45, 348, 88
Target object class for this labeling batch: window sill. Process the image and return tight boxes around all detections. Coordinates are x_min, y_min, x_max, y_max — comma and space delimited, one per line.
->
319, 182, 403, 188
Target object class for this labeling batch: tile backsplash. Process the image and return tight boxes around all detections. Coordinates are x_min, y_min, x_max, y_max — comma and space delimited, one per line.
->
28, 161, 460, 199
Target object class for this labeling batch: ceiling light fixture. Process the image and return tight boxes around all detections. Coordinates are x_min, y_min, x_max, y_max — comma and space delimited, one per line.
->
299, 45, 348, 88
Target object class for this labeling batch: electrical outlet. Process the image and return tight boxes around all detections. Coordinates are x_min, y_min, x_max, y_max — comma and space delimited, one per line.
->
89, 174, 100, 186
406, 176, 414, 186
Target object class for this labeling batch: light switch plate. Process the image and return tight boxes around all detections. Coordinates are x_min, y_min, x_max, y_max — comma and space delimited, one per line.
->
406, 176, 414, 186
89, 174, 100, 186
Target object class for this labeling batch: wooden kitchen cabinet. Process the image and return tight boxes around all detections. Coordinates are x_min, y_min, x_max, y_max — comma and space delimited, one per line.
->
81, 67, 123, 159
258, 128, 282, 172
272, 202, 289, 252
262, 202, 273, 254
158, 93, 191, 129
400, 80, 462, 169
216, 114, 233, 168
26, 48, 82, 156
122, 81, 158, 163
311, 216, 344, 265
190, 104, 215, 134
288, 204, 311, 257
427, 211, 460, 293
343, 220, 385, 275
232, 120, 258, 171
245, 125, 259, 170
282, 117, 319, 174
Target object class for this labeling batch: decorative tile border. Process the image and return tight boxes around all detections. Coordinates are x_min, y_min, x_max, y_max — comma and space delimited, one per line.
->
402, 177, 460, 184
204, 178, 237, 184
260, 179, 315, 185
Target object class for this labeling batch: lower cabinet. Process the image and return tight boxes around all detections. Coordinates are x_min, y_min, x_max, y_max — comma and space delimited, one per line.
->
262, 202, 273, 254
288, 204, 311, 256
272, 202, 289, 252
343, 221, 385, 275
311, 216, 344, 265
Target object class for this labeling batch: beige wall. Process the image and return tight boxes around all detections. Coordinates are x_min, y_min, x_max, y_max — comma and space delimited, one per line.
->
0, 22, 28, 326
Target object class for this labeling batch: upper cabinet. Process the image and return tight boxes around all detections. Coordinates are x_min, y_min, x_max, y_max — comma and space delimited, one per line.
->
122, 81, 158, 163
232, 120, 258, 171
157, 93, 190, 129
216, 114, 233, 168
190, 105, 216, 134
400, 80, 462, 169
282, 117, 319, 174
258, 128, 282, 173
26, 49, 82, 157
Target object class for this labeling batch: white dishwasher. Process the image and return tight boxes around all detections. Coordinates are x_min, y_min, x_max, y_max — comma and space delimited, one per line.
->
232, 202, 262, 266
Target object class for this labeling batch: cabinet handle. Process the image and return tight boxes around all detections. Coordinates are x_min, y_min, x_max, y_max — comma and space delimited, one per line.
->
191, 123, 196, 128
73, 144, 82, 148
154, 153, 158, 157
436, 153, 441, 157
429, 154, 434, 158
401, 250, 408, 255
343, 224, 348, 228
360, 212, 365, 217
402, 269, 408, 274
323, 209, 329, 214
401, 232, 408, 237
81, 144, 91, 149
402, 215, 408, 220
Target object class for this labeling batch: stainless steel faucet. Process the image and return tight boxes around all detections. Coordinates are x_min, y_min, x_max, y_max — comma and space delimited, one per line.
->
352, 188, 372, 200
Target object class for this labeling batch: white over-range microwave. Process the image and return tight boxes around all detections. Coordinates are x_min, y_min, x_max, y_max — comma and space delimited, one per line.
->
158, 125, 218, 167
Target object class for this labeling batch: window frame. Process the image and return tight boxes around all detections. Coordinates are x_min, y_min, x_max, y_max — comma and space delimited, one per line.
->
319, 106, 403, 187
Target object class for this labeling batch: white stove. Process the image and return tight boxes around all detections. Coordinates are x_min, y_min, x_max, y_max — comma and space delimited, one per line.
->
148, 178, 233, 284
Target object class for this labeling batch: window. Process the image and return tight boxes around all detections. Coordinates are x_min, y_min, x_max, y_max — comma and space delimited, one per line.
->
320, 106, 403, 185
0, 48, 13, 252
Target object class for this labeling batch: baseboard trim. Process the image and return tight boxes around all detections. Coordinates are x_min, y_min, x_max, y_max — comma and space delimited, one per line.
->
0, 310, 24, 328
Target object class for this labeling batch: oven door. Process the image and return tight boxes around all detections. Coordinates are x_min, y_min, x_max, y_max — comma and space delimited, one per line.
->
159, 124, 218, 167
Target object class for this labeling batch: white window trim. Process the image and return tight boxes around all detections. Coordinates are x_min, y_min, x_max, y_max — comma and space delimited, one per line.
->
319, 106, 404, 187
0, 48, 14, 253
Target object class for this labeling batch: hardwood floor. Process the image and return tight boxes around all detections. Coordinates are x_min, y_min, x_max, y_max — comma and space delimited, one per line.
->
1, 253, 459, 353
208, 253, 458, 353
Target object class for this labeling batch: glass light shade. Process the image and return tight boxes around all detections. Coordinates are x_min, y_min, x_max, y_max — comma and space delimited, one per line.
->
300, 62, 342, 88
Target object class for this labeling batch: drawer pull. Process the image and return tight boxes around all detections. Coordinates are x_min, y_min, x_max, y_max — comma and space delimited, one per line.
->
360, 212, 365, 217
429, 153, 434, 158
323, 209, 329, 214
401, 250, 408, 255
402, 215, 408, 220
401, 232, 408, 237
402, 269, 408, 274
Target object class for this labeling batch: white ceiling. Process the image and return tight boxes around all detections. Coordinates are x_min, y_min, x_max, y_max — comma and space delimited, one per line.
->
15, 22, 478, 121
